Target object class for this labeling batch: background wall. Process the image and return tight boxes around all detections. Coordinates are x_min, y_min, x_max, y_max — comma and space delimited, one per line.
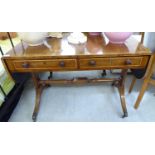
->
144, 32, 155, 52
143, 32, 155, 77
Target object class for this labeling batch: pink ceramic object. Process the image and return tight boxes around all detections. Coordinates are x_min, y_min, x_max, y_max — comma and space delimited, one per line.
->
104, 32, 133, 44
88, 32, 101, 36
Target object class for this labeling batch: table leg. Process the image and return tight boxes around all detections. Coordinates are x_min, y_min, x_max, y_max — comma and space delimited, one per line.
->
119, 69, 128, 118
113, 69, 128, 118
31, 73, 44, 122
32, 85, 44, 121
118, 85, 128, 118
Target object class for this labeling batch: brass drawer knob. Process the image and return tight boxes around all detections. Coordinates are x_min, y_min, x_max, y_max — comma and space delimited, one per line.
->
125, 59, 132, 65
89, 60, 96, 66
59, 61, 65, 67
22, 63, 29, 68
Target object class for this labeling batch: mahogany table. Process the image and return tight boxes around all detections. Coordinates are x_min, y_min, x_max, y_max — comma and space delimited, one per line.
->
1, 34, 152, 121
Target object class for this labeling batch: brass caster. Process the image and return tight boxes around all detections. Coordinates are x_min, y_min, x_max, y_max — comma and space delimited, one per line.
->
32, 113, 37, 122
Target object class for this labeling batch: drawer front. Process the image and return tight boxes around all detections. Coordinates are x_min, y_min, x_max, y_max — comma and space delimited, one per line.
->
79, 56, 149, 70
79, 58, 111, 69
12, 59, 77, 71
110, 56, 149, 68
4, 56, 150, 72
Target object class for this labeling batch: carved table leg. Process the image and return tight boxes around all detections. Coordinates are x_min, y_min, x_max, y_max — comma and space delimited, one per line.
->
113, 69, 128, 118
32, 85, 43, 121
118, 85, 128, 118
31, 73, 44, 122
119, 69, 128, 118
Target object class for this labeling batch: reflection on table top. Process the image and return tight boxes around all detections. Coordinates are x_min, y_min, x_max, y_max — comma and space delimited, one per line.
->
4, 34, 151, 59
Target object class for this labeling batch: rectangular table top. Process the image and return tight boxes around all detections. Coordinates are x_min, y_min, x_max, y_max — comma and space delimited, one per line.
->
3, 34, 152, 59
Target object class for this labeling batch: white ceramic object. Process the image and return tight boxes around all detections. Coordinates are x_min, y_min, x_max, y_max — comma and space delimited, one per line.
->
17, 32, 48, 46
48, 32, 63, 38
67, 32, 87, 44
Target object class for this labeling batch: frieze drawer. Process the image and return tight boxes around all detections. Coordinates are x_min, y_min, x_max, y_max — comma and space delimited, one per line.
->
11, 59, 78, 72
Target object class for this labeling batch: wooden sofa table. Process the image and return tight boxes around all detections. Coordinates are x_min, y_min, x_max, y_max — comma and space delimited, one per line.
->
1, 34, 152, 121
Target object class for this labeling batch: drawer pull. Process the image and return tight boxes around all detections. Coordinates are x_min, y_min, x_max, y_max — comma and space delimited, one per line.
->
125, 59, 132, 65
22, 63, 29, 68
59, 61, 65, 67
89, 60, 96, 66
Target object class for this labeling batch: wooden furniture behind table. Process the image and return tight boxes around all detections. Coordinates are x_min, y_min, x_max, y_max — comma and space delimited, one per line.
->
1, 34, 152, 121
128, 32, 146, 93
0, 32, 17, 40
128, 32, 155, 109
129, 54, 155, 109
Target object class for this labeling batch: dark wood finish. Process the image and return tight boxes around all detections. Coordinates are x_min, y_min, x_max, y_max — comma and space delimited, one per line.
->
10, 59, 77, 72
79, 58, 111, 69
39, 77, 118, 85
5, 56, 149, 72
110, 56, 149, 68
2, 35, 151, 59
118, 69, 128, 118
0, 32, 17, 40
2, 34, 152, 121
31, 73, 44, 121
139, 32, 145, 44
7, 32, 15, 48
